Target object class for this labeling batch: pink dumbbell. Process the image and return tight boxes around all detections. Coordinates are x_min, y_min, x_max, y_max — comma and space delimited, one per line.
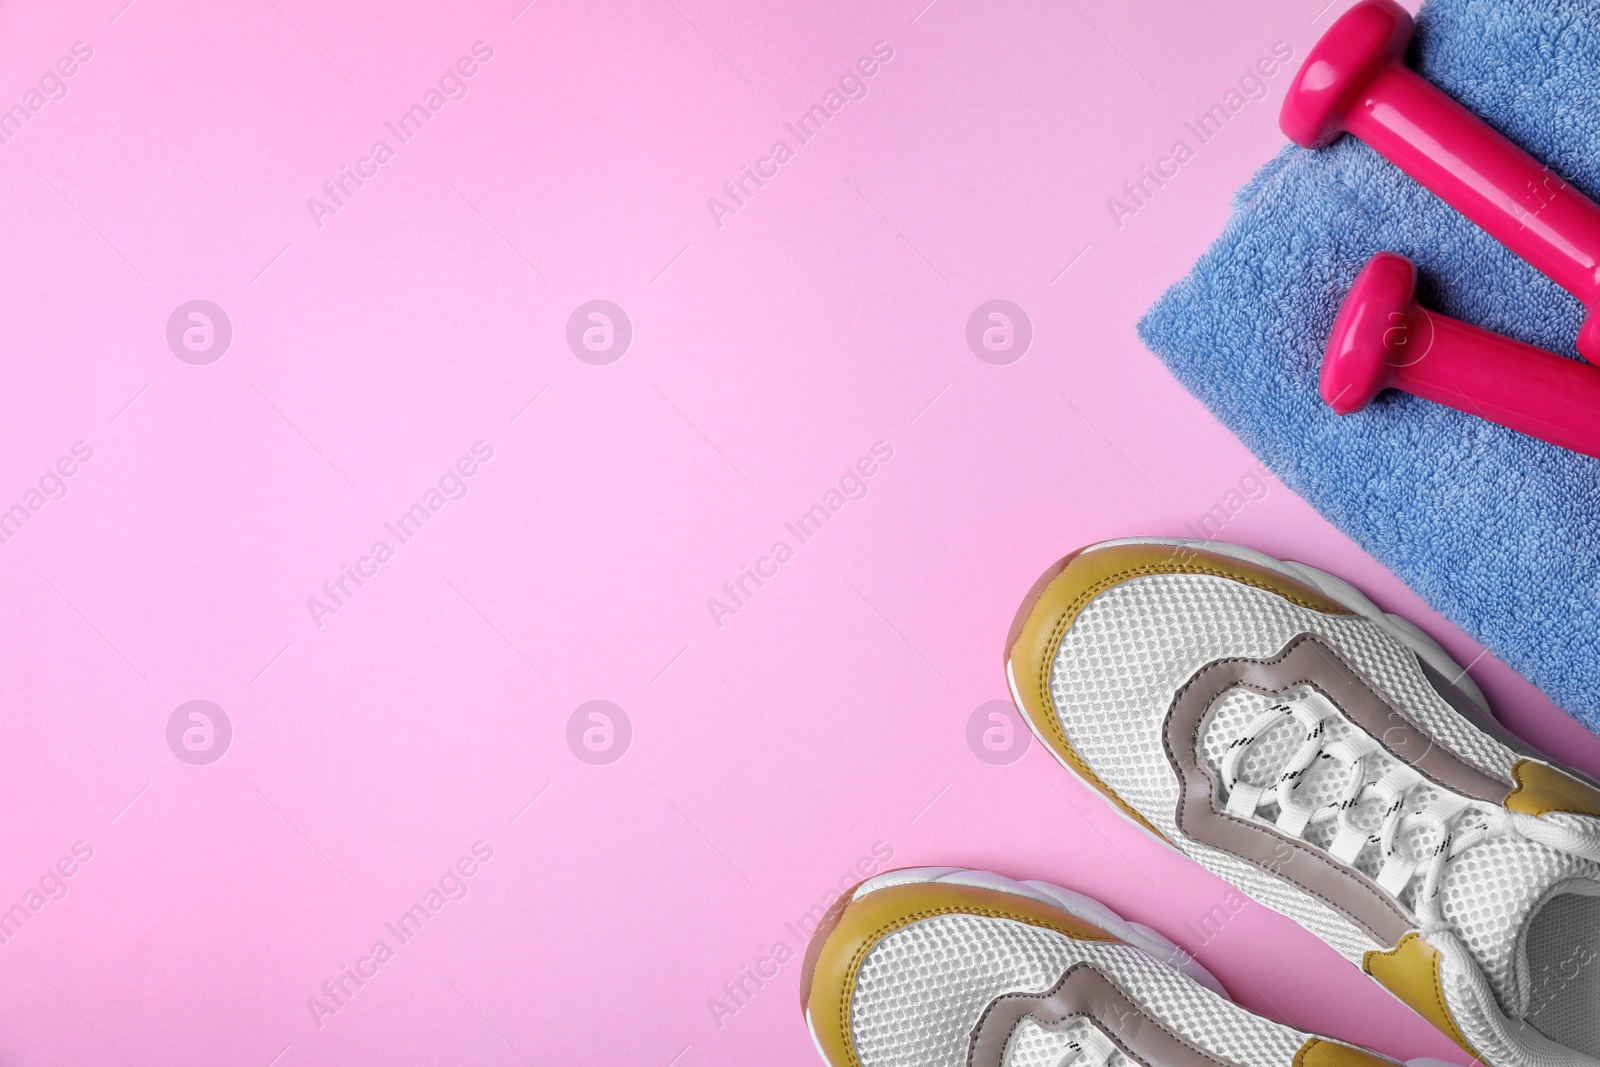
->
1322, 252, 1600, 459
1283, 0, 1600, 360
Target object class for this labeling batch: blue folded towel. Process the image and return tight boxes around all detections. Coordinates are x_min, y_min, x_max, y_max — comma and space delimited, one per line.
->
1139, 0, 1600, 730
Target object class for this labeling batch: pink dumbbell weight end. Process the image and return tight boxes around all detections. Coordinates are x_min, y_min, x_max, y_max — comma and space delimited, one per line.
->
1323, 252, 1600, 460
1283, 0, 1600, 360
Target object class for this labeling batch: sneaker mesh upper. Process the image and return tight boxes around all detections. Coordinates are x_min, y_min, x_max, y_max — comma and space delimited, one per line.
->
1047, 573, 1521, 962
848, 913, 1308, 1067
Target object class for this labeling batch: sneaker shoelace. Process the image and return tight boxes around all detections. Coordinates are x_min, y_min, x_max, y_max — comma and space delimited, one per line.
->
1219, 690, 1600, 1017
1047, 1025, 1123, 1067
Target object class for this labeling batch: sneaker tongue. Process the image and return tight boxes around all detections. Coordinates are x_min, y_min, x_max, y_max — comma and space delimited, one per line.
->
1436, 835, 1600, 1018
1004, 1016, 1126, 1067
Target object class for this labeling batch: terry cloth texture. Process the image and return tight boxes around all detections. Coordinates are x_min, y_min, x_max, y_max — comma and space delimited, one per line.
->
1138, 0, 1600, 731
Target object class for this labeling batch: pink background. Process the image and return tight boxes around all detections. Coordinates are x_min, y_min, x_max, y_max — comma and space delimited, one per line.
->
3, 0, 1598, 1063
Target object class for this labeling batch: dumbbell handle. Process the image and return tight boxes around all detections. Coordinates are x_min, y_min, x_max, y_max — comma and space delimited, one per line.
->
1391, 310, 1600, 459
1349, 65, 1600, 304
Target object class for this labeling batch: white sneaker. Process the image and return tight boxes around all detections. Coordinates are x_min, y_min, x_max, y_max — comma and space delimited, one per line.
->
800, 865, 1403, 1067
1006, 537, 1600, 1067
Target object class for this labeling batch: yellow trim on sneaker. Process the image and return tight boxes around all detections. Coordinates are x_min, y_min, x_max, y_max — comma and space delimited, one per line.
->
1505, 758, 1600, 819
800, 879, 1118, 1067
1293, 1037, 1403, 1067
1005, 543, 1354, 844
1362, 932, 1481, 1060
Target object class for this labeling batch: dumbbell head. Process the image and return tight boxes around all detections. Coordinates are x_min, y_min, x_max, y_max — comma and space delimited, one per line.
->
1281, 0, 1413, 149
1320, 252, 1422, 414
